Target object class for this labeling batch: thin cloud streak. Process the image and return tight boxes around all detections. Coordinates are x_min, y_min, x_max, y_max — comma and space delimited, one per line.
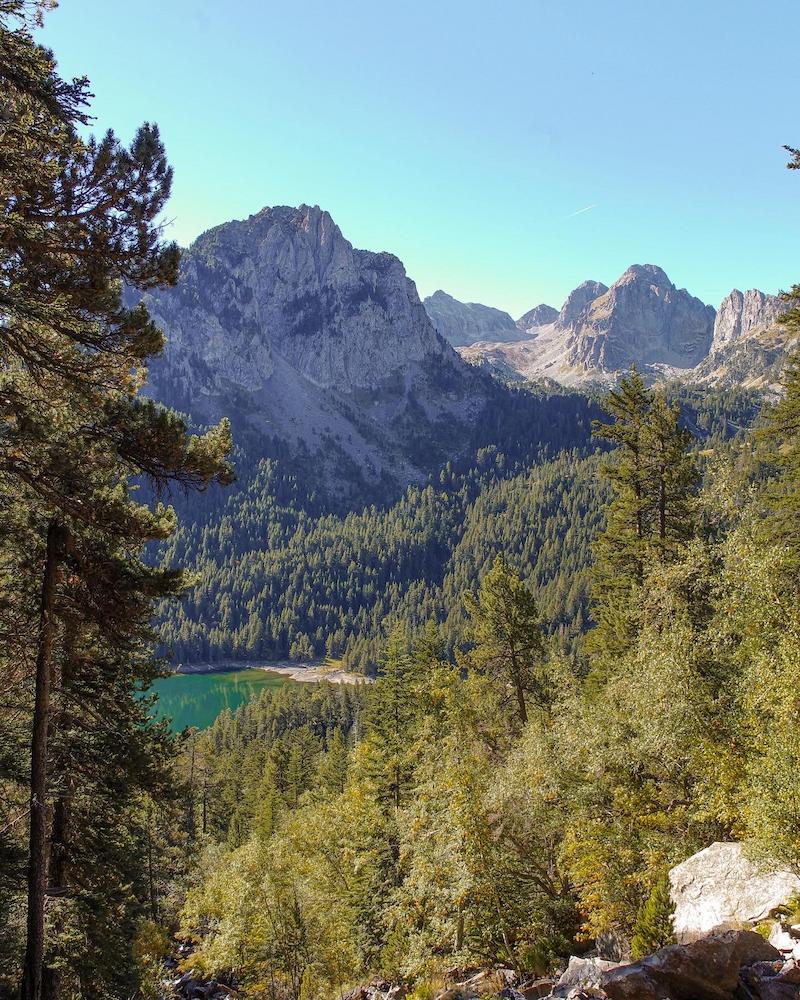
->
565, 204, 597, 219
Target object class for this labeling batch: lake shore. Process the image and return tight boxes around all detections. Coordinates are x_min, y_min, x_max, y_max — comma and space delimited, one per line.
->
175, 659, 371, 686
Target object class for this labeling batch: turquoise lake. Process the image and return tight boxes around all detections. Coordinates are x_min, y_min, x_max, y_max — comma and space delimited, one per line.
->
148, 668, 293, 731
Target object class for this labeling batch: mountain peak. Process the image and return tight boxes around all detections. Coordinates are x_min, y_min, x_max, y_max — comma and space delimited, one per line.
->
615, 263, 674, 288
423, 290, 521, 347
517, 303, 558, 331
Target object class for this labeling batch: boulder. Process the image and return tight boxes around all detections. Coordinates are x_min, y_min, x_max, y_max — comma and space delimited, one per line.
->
343, 983, 404, 1000
517, 980, 556, 999
551, 957, 621, 997
771, 924, 799, 954
600, 929, 779, 1000
740, 956, 800, 999
670, 842, 800, 942
439, 969, 515, 998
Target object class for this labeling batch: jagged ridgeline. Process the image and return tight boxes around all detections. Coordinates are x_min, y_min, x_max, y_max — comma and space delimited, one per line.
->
448, 266, 792, 389
138, 206, 762, 670
138, 204, 597, 509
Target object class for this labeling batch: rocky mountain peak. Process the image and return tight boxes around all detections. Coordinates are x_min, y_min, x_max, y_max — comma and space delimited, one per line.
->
146, 203, 454, 399
516, 303, 558, 331
458, 265, 717, 385
613, 263, 673, 289
423, 290, 522, 347
557, 280, 609, 328
139, 205, 497, 502
711, 287, 785, 354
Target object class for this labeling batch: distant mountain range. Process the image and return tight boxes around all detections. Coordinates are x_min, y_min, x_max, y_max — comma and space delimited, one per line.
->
138, 205, 595, 507
135, 203, 794, 510
429, 268, 791, 388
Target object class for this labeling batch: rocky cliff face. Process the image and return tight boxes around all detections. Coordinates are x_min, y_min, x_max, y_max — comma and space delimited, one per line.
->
558, 279, 609, 328
141, 205, 490, 503
690, 288, 791, 391
146, 205, 454, 399
711, 288, 784, 354
423, 290, 523, 346
460, 266, 716, 386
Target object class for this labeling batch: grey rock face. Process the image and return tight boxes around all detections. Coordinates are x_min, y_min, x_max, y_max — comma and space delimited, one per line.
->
517, 303, 558, 331
424, 289, 523, 347
557, 280, 609, 329
711, 288, 785, 354
141, 204, 488, 502
564, 265, 715, 372
669, 842, 800, 943
146, 204, 452, 399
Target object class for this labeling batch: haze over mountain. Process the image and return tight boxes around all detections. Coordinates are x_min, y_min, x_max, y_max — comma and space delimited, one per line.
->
459, 267, 792, 388
423, 290, 525, 347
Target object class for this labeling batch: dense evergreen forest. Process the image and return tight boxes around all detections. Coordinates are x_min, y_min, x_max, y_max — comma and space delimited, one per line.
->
155, 363, 800, 999
158, 385, 760, 672
4, 4, 800, 1000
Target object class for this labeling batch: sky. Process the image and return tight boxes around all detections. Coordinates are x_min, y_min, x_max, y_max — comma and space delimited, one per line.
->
40, 0, 800, 318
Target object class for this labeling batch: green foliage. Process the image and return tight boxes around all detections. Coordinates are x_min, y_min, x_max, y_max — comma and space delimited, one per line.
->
630, 876, 676, 959
463, 554, 549, 725
0, 3, 232, 994
588, 370, 700, 671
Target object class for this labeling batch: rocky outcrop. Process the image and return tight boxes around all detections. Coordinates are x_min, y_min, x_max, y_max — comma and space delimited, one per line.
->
711, 288, 784, 355
551, 957, 621, 997
557, 280, 609, 329
140, 205, 493, 503
669, 842, 800, 942
599, 930, 780, 1000
563, 265, 714, 372
424, 290, 524, 347
517, 304, 558, 332
689, 289, 793, 391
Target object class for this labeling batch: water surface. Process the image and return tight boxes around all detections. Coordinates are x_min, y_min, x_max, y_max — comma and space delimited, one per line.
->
149, 668, 293, 731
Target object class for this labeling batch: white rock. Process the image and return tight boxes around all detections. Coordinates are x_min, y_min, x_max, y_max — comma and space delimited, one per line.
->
769, 922, 797, 953
552, 956, 621, 997
669, 842, 800, 943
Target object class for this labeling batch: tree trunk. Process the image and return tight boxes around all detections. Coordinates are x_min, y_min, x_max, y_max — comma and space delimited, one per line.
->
21, 521, 66, 1000
514, 678, 528, 726
42, 618, 77, 1000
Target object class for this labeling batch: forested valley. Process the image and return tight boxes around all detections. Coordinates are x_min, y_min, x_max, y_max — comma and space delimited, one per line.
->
158, 384, 759, 672
4, 4, 800, 1000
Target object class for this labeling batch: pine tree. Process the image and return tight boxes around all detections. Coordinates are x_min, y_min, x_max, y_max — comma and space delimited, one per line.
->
364, 624, 417, 810
588, 372, 698, 667
630, 875, 676, 959
0, 4, 233, 995
463, 555, 548, 725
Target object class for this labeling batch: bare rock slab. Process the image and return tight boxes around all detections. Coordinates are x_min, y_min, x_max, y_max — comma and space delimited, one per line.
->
670, 842, 800, 942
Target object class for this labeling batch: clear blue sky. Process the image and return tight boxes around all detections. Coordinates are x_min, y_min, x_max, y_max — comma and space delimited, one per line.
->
40, 0, 800, 317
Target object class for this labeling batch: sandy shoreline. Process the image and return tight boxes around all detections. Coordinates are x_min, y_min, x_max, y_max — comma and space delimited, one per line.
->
175, 659, 371, 686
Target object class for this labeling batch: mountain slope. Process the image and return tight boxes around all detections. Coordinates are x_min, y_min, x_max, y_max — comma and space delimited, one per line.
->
691, 288, 792, 390
141, 205, 502, 505
423, 289, 524, 346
